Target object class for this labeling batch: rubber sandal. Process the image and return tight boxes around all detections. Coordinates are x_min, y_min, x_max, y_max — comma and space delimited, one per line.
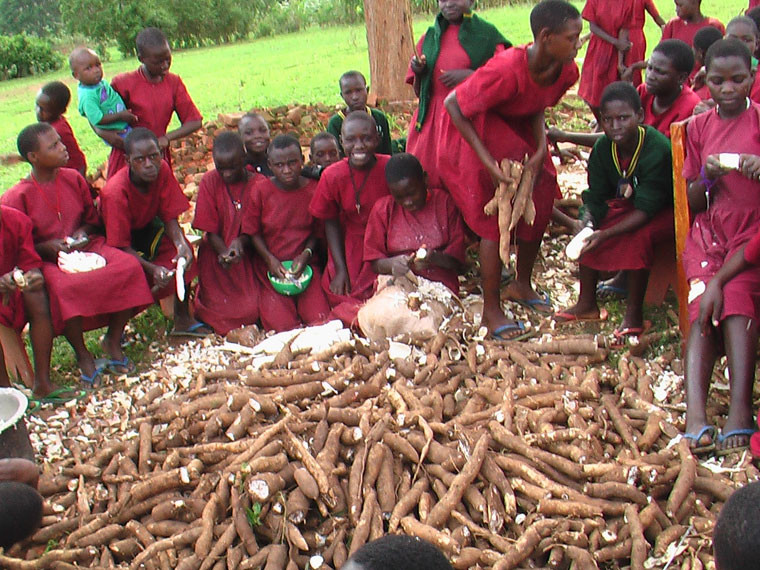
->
511, 291, 552, 314
553, 308, 609, 324
105, 356, 135, 375
683, 425, 717, 456
610, 321, 651, 348
80, 358, 108, 387
491, 321, 526, 341
715, 428, 757, 456
596, 283, 628, 299
30, 387, 88, 406
169, 321, 213, 338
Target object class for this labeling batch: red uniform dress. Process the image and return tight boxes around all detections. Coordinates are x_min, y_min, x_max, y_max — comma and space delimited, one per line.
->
309, 155, 391, 325
192, 170, 261, 335
405, 28, 506, 188
626, 0, 663, 86
0, 207, 43, 331
1, 169, 153, 334
443, 45, 578, 242
363, 188, 466, 294
49, 116, 87, 175
107, 69, 202, 178
100, 161, 197, 300
579, 0, 633, 108
662, 17, 725, 77
637, 83, 701, 137
750, 0, 760, 10
682, 103, 760, 323
245, 177, 330, 332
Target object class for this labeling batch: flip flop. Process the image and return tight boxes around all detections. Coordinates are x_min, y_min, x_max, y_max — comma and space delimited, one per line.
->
105, 356, 135, 375
80, 358, 108, 387
715, 428, 757, 456
610, 321, 652, 348
169, 321, 213, 338
30, 387, 88, 406
596, 283, 628, 299
553, 308, 609, 324
683, 425, 717, 456
511, 291, 552, 314
491, 321, 526, 341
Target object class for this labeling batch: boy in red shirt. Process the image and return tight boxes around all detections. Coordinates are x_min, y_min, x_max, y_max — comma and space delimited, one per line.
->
35, 81, 87, 177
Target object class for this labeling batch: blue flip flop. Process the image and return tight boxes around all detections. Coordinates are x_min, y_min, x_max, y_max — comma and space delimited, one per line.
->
30, 387, 88, 406
683, 425, 717, 456
512, 291, 552, 314
716, 428, 756, 456
169, 321, 213, 338
80, 359, 108, 387
596, 283, 628, 298
491, 321, 526, 341
105, 356, 135, 375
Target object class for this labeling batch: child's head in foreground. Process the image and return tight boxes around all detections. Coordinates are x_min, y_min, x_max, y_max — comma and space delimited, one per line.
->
529, 0, 582, 63
713, 481, 760, 570
646, 40, 695, 97
268, 134, 304, 189
35, 81, 71, 123
136, 27, 172, 80
213, 131, 246, 185
693, 26, 724, 66
17, 122, 68, 167
599, 82, 644, 146
0, 481, 43, 549
339, 71, 369, 113
339, 535, 454, 570
386, 153, 427, 212
310, 132, 341, 169
341, 111, 379, 169
704, 39, 754, 114
725, 16, 759, 62
69, 47, 104, 87
238, 113, 270, 157
124, 127, 162, 183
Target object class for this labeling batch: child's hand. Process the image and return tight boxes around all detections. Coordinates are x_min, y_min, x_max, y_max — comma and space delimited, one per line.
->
0, 272, 15, 294
219, 238, 244, 267
692, 67, 706, 90
267, 256, 288, 280
173, 241, 193, 270
698, 280, 723, 334
619, 66, 633, 82
389, 254, 412, 276
440, 69, 472, 88
150, 265, 174, 290
580, 230, 607, 254
616, 38, 632, 52
704, 154, 731, 180
290, 249, 312, 277
739, 154, 760, 181
157, 136, 170, 150
124, 110, 138, 126
410, 54, 427, 74
693, 99, 716, 116
38, 238, 69, 261
23, 270, 44, 292
330, 268, 351, 296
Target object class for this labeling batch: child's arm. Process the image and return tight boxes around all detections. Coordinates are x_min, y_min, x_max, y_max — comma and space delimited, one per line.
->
159, 120, 202, 151
646, 0, 666, 28
581, 209, 648, 254
410, 54, 427, 98
617, 29, 631, 75
95, 109, 138, 126
251, 235, 288, 279
372, 255, 413, 277
89, 123, 125, 150
589, 21, 631, 52
412, 249, 463, 273
164, 219, 194, 268
290, 236, 318, 277
548, 127, 603, 148
687, 155, 736, 212
324, 218, 351, 294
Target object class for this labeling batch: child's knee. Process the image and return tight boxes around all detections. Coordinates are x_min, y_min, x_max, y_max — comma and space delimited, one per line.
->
22, 290, 51, 320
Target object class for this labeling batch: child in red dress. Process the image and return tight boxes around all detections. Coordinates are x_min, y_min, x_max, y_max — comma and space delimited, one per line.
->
3, 123, 154, 382
303, 132, 341, 180
309, 111, 391, 326
405, 0, 510, 188
238, 113, 273, 176
443, 0, 582, 338
691, 26, 724, 99
100, 128, 208, 337
624, 0, 666, 86
680, 39, 760, 455
192, 132, 260, 335
35, 81, 87, 177
662, 0, 724, 77
364, 153, 465, 293
103, 28, 202, 178
245, 135, 330, 332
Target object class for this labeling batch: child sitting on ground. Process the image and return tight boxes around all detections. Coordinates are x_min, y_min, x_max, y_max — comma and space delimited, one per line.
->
555, 82, 673, 346
69, 47, 137, 138
192, 132, 260, 335
35, 81, 87, 176
327, 71, 393, 156
340, 535, 454, 570
712, 481, 760, 568
364, 153, 465, 294
691, 26, 724, 98
662, 0, 725, 78
244, 134, 330, 331
238, 112, 273, 176
680, 39, 760, 456
302, 131, 341, 180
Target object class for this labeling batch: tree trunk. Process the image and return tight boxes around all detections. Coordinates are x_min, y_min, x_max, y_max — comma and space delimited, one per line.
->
363, 0, 416, 102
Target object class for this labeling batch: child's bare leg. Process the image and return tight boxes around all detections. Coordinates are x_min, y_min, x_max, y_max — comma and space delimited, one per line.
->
102, 310, 132, 362
63, 317, 96, 378
22, 290, 55, 397
505, 238, 551, 311
480, 239, 515, 332
172, 295, 211, 334
620, 269, 648, 330
719, 315, 758, 451
556, 265, 601, 319
684, 324, 717, 447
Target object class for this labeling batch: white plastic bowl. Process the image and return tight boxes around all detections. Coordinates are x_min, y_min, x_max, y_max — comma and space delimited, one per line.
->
0, 388, 28, 434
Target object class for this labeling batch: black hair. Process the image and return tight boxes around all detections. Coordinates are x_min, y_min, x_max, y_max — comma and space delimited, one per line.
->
342, 110, 377, 133
213, 131, 244, 156
600, 81, 642, 112
310, 131, 339, 154
267, 133, 301, 155
705, 38, 752, 72
39, 81, 71, 114
136, 27, 169, 57
347, 536, 454, 570
652, 39, 696, 75
747, 7, 760, 33
124, 127, 160, 156
17, 122, 54, 162
238, 112, 270, 131
530, 0, 581, 37
727, 15, 759, 37
385, 153, 425, 185
339, 70, 367, 90
0, 482, 43, 549
693, 26, 724, 53
713, 481, 760, 570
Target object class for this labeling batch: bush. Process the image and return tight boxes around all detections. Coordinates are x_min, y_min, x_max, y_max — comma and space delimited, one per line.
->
0, 34, 64, 80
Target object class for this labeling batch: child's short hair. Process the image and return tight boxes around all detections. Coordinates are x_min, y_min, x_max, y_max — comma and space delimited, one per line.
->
693, 26, 724, 54
339, 70, 367, 90
346, 536, 453, 570
212, 131, 244, 156
705, 38, 752, 72
310, 132, 339, 154
136, 27, 168, 57
39, 81, 71, 114
68, 46, 92, 72
238, 112, 270, 130
342, 110, 377, 133
600, 81, 642, 112
747, 7, 760, 33
652, 39, 696, 75
529, 0, 581, 37
727, 15, 759, 36
0, 481, 43, 549
713, 481, 760, 570
124, 127, 160, 155
17, 123, 54, 161
268, 133, 301, 155
386, 153, 424, 185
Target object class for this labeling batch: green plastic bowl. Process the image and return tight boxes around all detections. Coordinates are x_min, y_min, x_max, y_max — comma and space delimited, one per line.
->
268, 261, 313, 296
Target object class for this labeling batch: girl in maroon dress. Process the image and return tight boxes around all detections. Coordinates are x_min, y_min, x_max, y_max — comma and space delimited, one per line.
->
624, 0, 666, 86
681, 40, 760, 455
3, 123, 154, 382
35, 81, 87, 177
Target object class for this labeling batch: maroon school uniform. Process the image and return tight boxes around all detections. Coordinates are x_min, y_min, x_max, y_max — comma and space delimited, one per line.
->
49, 116, 87, 174
245, 177, 329, 332
0, 207, 43, 331
100, 161, 197, 300
662, 17, 725, 77
309, 155, 391, 326
107, 69, 202, 178
443, 45, 578, 242
363, 188, 465, 294
682, 103, 760, 323
579, 0, 633, 108
750, 0, 760, 10
192, 170, 260, 335
637, 83, 701, 137
626, 0, 663, 86
1, 168, 153, 334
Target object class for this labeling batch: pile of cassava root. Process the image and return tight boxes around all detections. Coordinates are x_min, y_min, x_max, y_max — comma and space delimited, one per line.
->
3, 327, 751, 570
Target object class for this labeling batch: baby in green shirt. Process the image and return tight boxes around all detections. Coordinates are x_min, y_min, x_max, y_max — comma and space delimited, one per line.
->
69, 47, 137, 134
